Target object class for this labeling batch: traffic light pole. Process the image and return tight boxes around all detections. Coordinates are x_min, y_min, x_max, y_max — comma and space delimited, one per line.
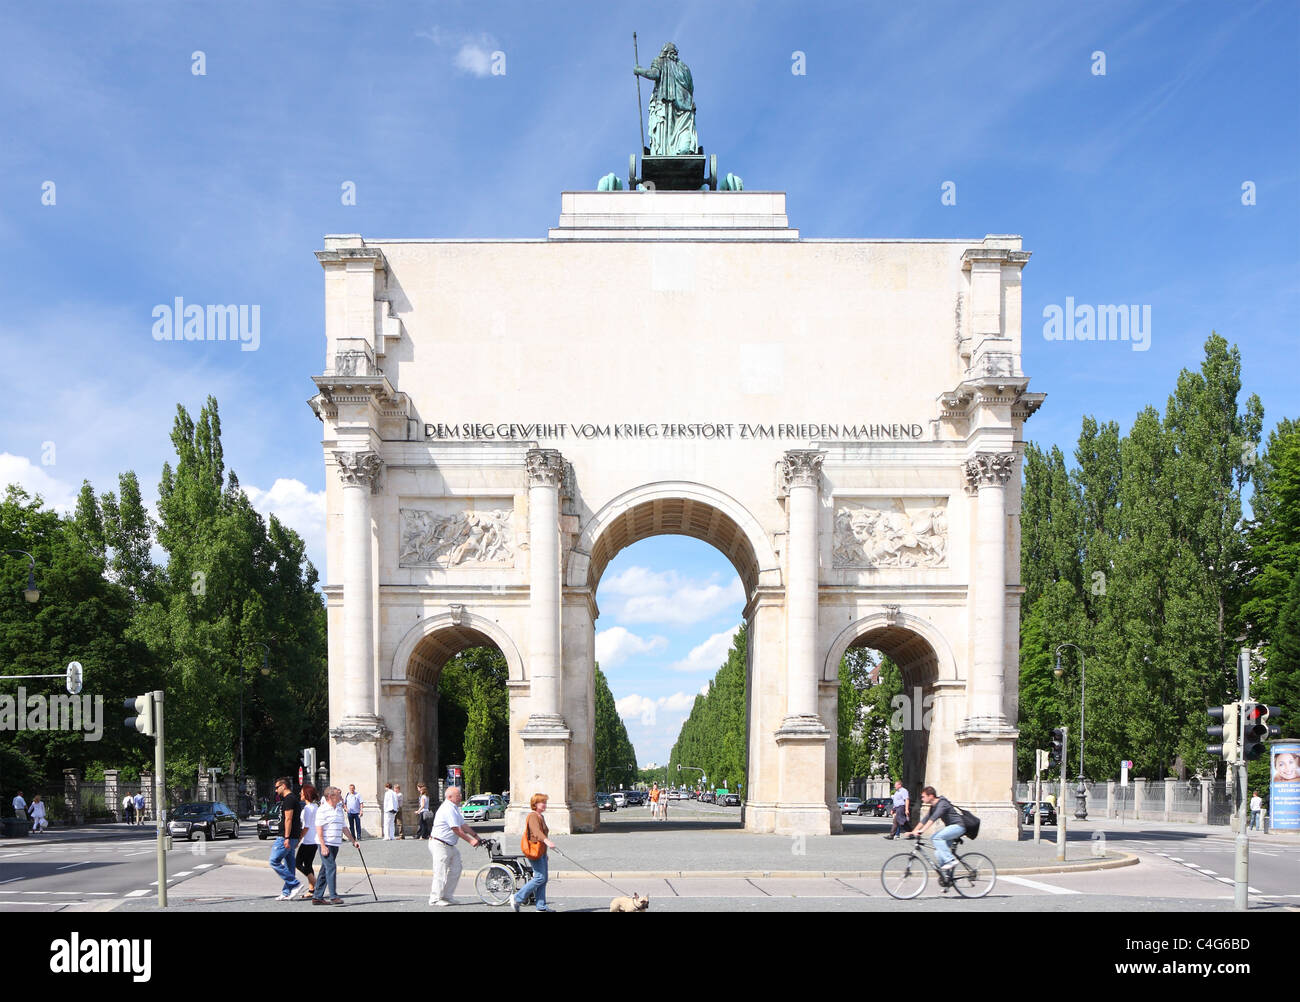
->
154, 690, 167, 909
1057, 727, 1068, 862
1234, 654, 1249, 912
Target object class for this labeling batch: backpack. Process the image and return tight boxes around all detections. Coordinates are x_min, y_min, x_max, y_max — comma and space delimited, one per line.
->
958, 806, 980, 840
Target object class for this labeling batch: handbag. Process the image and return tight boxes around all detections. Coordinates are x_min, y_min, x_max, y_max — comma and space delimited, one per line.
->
520, 829, 544, 860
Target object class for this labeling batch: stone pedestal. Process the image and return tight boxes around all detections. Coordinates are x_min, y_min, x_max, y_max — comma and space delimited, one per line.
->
773, 718, 832, 835
507, 718, 573, 834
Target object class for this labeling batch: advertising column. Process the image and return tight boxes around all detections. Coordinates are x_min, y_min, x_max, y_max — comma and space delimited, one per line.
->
1269, 740, 1300, 830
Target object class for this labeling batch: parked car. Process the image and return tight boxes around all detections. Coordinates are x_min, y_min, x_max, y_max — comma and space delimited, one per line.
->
668, 790, 683, 801
611, 791, 628, 808
462, 794, 507, 823
596, 792, 617, 812
257, 802, 283, 839
170, 802, 239, 841
698, 792, 716, 804
1021, 801, 1057, 826
838, 797, 865, 815
868, 797, 893, 817
719, 793, 742, 807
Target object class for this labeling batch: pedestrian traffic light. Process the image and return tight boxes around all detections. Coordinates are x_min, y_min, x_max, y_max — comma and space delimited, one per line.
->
1241, 703, 1281, 761
1206, 703, 1239, 761
1049, 728, 1064, 768
124, 694, 156, 737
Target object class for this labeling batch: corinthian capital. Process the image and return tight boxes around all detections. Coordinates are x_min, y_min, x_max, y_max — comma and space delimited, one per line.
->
333, 450, 384, 492
525, 448, 566, 488
963, 451, 1015, 492
781, 450, 825, 490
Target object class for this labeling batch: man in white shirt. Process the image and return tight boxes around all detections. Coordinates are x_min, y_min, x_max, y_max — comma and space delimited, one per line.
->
1250, 791, 1263, 830
313, 786, 359, 905
12, 792, 27, 827
123, 794, 135, 825
382, 783, 397, 840
344, 784, 363, 841
885, 780, 910, 839
428, 787, 480, 906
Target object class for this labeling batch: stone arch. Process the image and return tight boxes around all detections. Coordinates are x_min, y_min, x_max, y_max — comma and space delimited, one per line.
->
566, 481, 779, 599
821, 612, 959, 684
390, 610, 527, 685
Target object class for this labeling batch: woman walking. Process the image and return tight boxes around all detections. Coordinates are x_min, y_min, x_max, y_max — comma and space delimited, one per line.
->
414, 783, 432, 839
511, 794, 556, 913
293, 784, 320, 899
28, 794, 47, 833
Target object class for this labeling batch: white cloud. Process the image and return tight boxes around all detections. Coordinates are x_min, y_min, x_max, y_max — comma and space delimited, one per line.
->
616, 690, 701, 726
244, 478, 325, 542
600, 566, 744, 626
595, 626, 668, 669
668, 624, 742, 673
418, 27, 499, 78
660, 691, 698, 712
0, 453, 80, 513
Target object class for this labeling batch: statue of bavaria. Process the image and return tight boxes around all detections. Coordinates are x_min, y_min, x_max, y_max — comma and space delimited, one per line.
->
635, 42, 698, 156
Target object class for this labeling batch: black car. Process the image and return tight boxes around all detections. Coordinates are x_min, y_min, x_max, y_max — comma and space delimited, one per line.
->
869, 797, 893, 817
257, 802, 284, 840
719, 793, 741, 807
1021, 801, 1057, 826
698, 792, 716, 804
624, 790, 647, 807
169, 802, 239, 841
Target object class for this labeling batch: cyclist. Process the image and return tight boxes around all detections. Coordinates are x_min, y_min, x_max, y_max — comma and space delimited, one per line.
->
905, 786, 965, 874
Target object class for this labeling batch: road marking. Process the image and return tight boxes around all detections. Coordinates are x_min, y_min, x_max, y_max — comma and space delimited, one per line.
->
1000, 876, 1080, 895
1198, 870, 1217, 876
172, 871, 193, 877
195, 863, 214, 869
1217, 877, 1234, 884
1169, 856, 1184, 861
56, 862, 88, 870
125, 889, 150, 897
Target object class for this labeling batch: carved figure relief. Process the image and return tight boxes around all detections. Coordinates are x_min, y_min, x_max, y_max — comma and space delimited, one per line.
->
833, 498, 948, 568
399, 507, 514, 567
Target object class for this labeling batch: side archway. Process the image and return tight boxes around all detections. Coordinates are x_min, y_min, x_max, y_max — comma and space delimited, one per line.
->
822, 612, 959, 684
390, 611, 527, 685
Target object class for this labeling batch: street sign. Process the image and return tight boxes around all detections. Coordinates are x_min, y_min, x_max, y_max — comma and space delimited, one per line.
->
1120, 760, 1132, 786
66, 661, 82, 695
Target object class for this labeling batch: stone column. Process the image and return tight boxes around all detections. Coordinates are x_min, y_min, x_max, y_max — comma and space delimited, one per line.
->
1106, 779, 1115, 819
510, 449, 573, 834
1133, 778, 1146, 820
140, 770, 154, 822
1163, 777, 1175, 822
334, 449, 384, 727
63, 768, 82, 826
104, 769, 120, 822
770, 451, 830, 836
963, 451, 1015, 729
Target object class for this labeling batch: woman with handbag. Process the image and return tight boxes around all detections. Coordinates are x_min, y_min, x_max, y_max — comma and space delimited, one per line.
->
414, 783, 432, 839
511, 793, 556, 913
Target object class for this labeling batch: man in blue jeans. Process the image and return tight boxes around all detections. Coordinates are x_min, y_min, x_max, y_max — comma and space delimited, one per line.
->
268, 777, 303, 900
906, 786, 966, 875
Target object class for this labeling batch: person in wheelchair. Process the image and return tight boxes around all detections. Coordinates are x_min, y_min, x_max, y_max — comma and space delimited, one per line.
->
905, 786, 965, 874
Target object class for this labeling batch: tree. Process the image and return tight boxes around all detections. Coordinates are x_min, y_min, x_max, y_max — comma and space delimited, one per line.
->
669, 624, 747, 792
438, 646, 509, 794
594, 664, 637, 790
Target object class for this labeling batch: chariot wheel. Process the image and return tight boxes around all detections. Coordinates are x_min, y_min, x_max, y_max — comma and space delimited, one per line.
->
475, 863, 518, 906
880, 852, 928, 899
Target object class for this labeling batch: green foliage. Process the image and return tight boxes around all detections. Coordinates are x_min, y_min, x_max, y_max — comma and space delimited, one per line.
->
668, 625, 747, 792
438, 646, 509, 795
594, 664, 637, 790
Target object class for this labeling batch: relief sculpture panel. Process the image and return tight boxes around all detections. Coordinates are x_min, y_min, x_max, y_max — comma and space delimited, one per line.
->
399, 505, 515, 568
832, 498, 948, 568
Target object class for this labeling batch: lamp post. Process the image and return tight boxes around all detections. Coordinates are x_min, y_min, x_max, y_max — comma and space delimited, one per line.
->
240, 643, 271, 814
3, 550, 40, 603
1054, 643, 1088, 820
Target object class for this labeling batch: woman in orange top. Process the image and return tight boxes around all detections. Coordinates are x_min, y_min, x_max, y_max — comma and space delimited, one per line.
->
511, 793, 557, 912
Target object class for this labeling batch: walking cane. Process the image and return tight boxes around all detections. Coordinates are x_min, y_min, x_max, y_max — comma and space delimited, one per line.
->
353, 841, 380, 902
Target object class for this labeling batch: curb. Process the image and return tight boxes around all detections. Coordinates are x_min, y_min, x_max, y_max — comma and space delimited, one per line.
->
224, 846, 1139, 879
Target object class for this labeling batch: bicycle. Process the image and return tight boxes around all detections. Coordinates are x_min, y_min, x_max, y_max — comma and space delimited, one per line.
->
880, 833, 996, 899
473, 837, 538, 906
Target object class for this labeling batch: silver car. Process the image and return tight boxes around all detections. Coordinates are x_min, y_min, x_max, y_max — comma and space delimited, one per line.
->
838, 797, 865, 815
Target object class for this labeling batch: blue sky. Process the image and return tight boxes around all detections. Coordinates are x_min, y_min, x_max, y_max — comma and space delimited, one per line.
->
1, 2, 1296, 764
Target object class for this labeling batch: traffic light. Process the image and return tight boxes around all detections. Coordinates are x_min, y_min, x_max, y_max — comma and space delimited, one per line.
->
124, 694, 156, 737
1241, 703, 1281, 761
1206, 702, 1239, 761
1049, 728, 1065, 768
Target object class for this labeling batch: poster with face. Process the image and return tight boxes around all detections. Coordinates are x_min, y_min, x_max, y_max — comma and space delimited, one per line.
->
1269, 742, 1300, 831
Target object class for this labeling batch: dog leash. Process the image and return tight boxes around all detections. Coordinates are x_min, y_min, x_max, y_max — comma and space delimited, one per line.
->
550, 846, 635, 897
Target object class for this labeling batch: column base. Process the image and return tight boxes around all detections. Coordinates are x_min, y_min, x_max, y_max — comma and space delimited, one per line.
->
329, 717, 391, 838
953, 724, 1020, 840
773, 716, 832, 835
510, 714, 572, 833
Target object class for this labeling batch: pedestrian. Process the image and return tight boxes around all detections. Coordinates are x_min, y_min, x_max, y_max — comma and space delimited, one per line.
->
414, 783, 432, 839
649, 784, 660, 820
312, 786, 357, 906
510, 793, 556, 913
133, 791, 145, 825
12, 791, 26, 827
427, 785, 480, 906
394, 783, 405, 839
1250, 790, 1263, 831
28, 794, 47, 833
294, 784, 320, 899
382, 782, 397, 840
268, 776, 303, 900
885, 780, 910, 839
660, 787, 669, 822
122, 794, 134, 825
344, 784, 363, 840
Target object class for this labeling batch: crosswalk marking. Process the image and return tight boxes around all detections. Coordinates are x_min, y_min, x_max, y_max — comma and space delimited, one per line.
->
1000, 875, 1080, 895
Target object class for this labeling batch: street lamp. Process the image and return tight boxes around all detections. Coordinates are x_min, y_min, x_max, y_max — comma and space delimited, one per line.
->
3, 550, 40, 603
1054, 643, 1088, 821
240, 643, 271, 814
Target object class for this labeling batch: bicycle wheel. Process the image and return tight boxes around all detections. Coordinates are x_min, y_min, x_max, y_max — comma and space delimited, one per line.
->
881, 852, 928, 899
475, 863, 518, 906
950, 852, 996, 898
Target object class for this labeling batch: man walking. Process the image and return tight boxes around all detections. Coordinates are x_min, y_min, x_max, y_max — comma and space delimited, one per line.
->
394, 783, 405, 839
133, 791, 145, 825
268, 776, 303, 900
344, 784, 363, 840
11, 791, 26, 826
885, 780, 910, 839
382, 782, 397, 840
123, 793, 135, 826
1250, 790, 1263, 831
427, 786, 480, 906
312, 786, 358, 906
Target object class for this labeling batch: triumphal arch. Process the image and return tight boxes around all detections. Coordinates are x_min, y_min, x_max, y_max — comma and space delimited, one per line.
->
312, 52, 1042, 840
